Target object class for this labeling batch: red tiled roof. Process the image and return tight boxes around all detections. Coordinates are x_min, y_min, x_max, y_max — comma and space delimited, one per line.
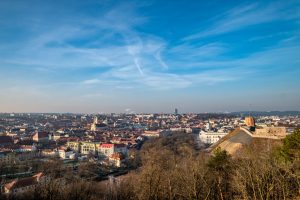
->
5, 177, 36, 190
19, 145, 32, 150
5, 172, 45, 191
100, 143, 114, 148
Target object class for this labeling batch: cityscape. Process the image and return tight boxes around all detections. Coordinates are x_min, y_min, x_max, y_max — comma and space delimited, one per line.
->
0, 111, 300, 198
1, 0, 300, 199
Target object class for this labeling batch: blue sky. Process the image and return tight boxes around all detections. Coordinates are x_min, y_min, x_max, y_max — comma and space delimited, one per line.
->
0, 0, 300, 113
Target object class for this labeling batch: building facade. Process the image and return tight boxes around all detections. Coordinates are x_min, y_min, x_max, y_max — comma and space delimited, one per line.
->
80, 142, 98, 155
4, 173, 50, 195
199, 131, 228, 144
98, 143, 128, 158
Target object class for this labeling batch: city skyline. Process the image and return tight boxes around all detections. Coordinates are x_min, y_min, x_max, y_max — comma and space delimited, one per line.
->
0, 0, 300, 113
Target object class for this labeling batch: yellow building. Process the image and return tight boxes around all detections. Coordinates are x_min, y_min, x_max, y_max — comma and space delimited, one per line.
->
67, 141, 81, 152
80, 142, 99, 155
67, 141, 100, 155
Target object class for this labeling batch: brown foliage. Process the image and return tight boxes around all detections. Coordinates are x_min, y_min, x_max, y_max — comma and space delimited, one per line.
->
6, 132, 300, 200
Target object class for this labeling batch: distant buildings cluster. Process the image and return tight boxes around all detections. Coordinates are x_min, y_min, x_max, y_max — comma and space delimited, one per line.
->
0, 112, 299, 195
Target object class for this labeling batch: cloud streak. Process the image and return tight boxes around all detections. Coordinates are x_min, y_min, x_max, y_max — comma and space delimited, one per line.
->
183, 1, 300, 40
0, 0, 300, 112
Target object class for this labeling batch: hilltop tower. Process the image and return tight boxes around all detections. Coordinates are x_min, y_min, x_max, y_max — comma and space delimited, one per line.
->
245, 116, 255, 127
245, 116, 256, 131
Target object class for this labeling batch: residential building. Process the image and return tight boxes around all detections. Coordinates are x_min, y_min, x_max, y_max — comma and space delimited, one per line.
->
4, 172, 50, 195
98, 143, 127, 157
91, 123, 108, 131
142, 130, 171, 138
40, 149, 57, 157
32, 131, 49, 143
67, 141, 81, 152
199, 131, 228, 144
109, 152, 125, 167
81, 142, 98, 155
98, 143, 115, 157
58, 149, 75, 159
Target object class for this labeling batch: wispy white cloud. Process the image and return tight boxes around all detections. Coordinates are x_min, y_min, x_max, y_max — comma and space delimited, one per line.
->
82, 79, 101, 85
183, 1, 300, 40
1, 1, 242, 92
1, 0, 300, 113
1, 0, 299, 95
169, 42, 226, 60
154, 51, 169, 70
133, 58, 144, 76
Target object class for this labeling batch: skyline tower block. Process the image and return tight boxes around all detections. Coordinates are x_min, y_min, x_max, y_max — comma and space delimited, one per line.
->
175, 108, 178, 115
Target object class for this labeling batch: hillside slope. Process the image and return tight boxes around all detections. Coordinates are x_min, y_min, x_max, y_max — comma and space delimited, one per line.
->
206, 128, 253, 155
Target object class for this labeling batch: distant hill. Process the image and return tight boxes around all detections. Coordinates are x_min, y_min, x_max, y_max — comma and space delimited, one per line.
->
230, 111, 300, 117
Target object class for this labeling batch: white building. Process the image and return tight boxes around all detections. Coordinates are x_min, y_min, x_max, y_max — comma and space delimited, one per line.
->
199, 131, 227, 144
170, 128, 192, 133
205, 123, 211, 131
98, 143, 127, 158
58, 149, 75, 159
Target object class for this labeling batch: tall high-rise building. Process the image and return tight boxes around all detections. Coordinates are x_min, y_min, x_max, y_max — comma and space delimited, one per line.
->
175, 108, 178, 115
